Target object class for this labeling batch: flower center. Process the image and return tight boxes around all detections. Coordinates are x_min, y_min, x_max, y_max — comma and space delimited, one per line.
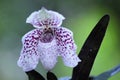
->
40, 27, 54, 43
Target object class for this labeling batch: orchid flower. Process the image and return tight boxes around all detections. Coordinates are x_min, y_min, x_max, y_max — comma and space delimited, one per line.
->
17, 7, 81, 71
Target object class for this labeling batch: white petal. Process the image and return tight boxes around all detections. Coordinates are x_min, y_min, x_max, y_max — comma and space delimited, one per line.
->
26, 11, 38, 24
26, 11, 41, 28
38, 39, 58, 70
17, 29, 42, 71
26, 7, 65, 28
54, 27, 81, 67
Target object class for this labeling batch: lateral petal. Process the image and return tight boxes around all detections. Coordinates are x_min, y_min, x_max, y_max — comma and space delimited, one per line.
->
17, 29, 42, 71
54, 27, 81, 67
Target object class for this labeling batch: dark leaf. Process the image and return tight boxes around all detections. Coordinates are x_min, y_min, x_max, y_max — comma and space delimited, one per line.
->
26, 70, 45, 80
71, 15, 110, 80
47, 71, 58, 80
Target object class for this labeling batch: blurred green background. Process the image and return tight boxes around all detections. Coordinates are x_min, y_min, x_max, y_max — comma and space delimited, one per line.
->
0, 0, 120, 80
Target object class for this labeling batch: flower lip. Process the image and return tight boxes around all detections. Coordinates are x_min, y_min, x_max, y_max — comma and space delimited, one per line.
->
40, 27, 54, 43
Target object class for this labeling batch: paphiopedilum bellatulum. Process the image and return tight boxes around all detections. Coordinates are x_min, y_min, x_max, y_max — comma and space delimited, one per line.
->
17, 7, 81, 71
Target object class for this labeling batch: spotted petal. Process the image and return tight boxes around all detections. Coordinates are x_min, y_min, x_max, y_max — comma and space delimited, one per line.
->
17, 29, 42, 71
26, 7, 65, 28
54, 27, 81, 67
